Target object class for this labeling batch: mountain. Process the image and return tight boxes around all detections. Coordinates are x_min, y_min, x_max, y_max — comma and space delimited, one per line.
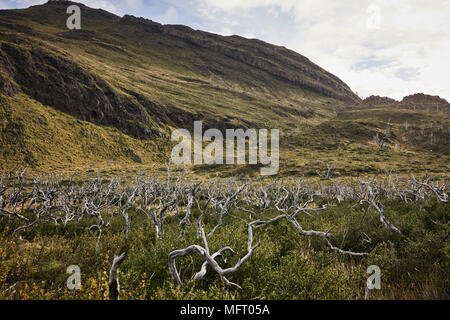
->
0, 1, 449, 177
0, 0, 359, 137
400, 93, 450, 113
360, 94, 450, 110
361, 95, 398, 106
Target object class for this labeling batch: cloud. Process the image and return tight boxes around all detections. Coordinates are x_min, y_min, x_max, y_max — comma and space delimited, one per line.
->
187, 0, 450, 100
7, 0, 44, 7
351, 58, 394, 71
160, 5, 178, 24
395, 67, 420, 82
79, 1, 117, 13
124, 0, 143, 9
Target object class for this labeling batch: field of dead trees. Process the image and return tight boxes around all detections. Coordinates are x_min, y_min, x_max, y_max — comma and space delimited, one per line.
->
0, 169, 448, 299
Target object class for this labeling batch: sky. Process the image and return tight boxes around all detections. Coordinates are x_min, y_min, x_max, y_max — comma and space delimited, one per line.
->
2, 0, 450, 101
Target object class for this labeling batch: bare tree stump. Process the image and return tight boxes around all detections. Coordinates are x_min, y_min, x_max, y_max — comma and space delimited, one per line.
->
109, 252, 127, 300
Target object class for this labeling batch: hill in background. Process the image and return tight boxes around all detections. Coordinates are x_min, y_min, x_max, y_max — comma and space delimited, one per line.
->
0, 1, 448, 178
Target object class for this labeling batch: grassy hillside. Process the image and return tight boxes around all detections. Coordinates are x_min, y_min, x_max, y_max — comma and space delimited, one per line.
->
0, 1, 449, 179
278, 102, 450, 179
0, 1, 354, 133
0, 93, 168, 173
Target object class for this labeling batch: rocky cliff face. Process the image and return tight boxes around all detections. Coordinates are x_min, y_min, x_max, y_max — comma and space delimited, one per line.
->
0, 0, 362, 142
120, 14, 164, 33
358, 94, 449, 113
109, 11, 361, 104
399, 93, 450, 113
362, 95, 398, 105
401, 93, 449, 106
164, 25, 360, 104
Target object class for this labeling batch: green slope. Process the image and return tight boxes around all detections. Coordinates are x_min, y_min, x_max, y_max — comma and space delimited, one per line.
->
0, 93, 167, 173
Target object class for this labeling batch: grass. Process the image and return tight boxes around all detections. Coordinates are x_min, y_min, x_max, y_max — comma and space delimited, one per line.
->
0, 93, 168, 173
2, 89, 448, 180
0, 189, 448, 300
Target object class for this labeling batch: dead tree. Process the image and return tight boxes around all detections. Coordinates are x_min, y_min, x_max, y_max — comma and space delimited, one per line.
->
83, 178, 118, 254
0, 169, 30, 222
256, 212, 368, 257
109, 252, 127, 300
179, 183, 200, 237
358, 181, 401, 234
195, 185, 215, 239
207, 184, 245, 237
409, 175, 448, 203
136, 178, 177, 239
169, 223, 260, 289
316, 164, 334, 180
117, 187, 137, 237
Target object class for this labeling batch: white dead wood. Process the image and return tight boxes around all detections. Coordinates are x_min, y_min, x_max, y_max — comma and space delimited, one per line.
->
169, 223, 260, 289
207, 185, 245, 237
316, 164, 334, 180
109, 252, 127, 300
3, 168, 449, 293
179, 183, 200, 237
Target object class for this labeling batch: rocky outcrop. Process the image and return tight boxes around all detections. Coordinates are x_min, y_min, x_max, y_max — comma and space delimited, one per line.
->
120, 15, 164, 33
401, 93, 449, 106
400, 93, 450, 112
0, 71, 19, 96
361, 95, 398, 105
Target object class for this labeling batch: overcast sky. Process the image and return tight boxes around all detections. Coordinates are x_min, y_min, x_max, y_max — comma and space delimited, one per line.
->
2, 0, 450, 101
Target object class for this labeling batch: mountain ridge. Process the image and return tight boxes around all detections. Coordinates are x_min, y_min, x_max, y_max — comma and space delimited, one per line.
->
0, 1, 449, 176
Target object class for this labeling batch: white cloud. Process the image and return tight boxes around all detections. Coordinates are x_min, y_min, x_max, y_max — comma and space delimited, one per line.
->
8, 0, 44, 6
124, 0, 143, 9
80, 0, 117, 13
190, 0, 450, 101
160, 5, 178, 24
